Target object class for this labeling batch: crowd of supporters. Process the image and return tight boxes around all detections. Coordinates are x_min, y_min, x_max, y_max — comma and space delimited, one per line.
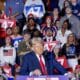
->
0, 0, 80, 80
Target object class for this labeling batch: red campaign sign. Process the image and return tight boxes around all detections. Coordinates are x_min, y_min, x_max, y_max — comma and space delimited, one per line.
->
57, 58, 64, 66
2, 65, 12, 77
3, 49, 13, 56
44, 41, 59, 52
56, 56, 69, 69
0, 19, 16, 29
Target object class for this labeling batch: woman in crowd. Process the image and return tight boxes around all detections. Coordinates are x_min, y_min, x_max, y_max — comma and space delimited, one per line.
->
41, 16, 57, 38
23, 17, 41, 38
0, 36, 16, 76
56, 19, 72, 47
0, 36, 16, 66
10, 26, 23, 50
61, 33, 80, 71
23, 17, 40, 32
60, 0, 70, 16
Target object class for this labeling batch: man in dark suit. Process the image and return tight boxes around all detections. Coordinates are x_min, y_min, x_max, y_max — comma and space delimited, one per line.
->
19, 37, 67, 75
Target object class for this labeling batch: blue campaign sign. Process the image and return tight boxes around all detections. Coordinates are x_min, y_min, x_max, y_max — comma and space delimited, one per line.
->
12, 37, 23, 49
25, 5, 43, 13
16, 76, 69, 80
24, 4, 45, 18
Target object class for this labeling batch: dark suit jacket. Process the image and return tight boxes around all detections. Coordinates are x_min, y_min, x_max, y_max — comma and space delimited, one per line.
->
19, 51, 67, 75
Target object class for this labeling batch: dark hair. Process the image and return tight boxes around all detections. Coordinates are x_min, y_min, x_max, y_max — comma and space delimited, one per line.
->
27, 17, 37, 29
3, 36, 13, 47
63, 0, 70, 8
22, 30, 31, 36
63, 19, 72, 30
28, 17, 35, 23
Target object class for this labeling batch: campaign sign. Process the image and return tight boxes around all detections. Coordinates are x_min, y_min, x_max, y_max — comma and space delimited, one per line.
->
0, 19, 16, 29
16, 76, 69, 80
12, 37, 23, 49
44, 41, 59, 52
24, 4, 45, 18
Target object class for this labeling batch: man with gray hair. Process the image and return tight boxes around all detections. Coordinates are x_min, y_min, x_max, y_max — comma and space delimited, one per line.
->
20, 37, 67, 75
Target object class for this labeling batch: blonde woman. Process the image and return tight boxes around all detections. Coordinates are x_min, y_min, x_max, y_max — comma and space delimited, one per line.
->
62, 33, 80, 71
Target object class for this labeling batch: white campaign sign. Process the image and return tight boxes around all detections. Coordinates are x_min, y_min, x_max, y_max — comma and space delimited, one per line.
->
24, 0, 45, 18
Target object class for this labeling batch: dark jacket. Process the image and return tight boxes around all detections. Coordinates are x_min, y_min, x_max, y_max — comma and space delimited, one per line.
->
19, 51, 67, 75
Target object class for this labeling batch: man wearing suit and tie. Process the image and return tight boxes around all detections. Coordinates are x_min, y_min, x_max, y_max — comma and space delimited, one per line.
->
19, 37, 67, 75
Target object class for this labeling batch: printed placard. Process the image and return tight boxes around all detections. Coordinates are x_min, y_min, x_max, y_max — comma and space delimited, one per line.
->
0, 19, 16, 29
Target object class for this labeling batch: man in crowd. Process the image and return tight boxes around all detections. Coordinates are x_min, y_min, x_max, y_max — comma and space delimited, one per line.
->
60, 6, 80, 39
19, 37, 67, 75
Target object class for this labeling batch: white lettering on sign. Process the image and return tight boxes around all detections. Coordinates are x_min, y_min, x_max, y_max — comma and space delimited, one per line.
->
24, 4, 45, 18
0, 19, 16, 29
44, 41, 58, 51
57, 59, 64, 65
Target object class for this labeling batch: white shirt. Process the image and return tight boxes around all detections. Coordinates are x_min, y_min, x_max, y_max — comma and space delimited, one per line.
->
23, 24, 41, 31
0, 46, 16, 66
56, 29, 72, 47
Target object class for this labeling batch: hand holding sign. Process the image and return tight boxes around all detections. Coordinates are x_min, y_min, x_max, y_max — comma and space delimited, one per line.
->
44, 41, 59, 52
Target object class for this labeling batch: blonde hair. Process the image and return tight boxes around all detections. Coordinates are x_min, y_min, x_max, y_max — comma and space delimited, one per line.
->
67, 33, 77, 46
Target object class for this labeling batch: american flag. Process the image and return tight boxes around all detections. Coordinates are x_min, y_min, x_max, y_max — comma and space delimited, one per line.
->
3, 49, 13, 56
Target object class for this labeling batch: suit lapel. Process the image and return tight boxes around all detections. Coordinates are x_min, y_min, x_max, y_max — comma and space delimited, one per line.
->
31, 51, 48, 75
31, 52, 42, 71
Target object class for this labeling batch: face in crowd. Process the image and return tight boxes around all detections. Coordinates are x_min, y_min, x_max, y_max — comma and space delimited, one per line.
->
5, 36, 12, 45
67, 33, 76, 43
65, 7, 72, 14
27, 18, 35, 30
31, 38, 44, 55
12, 26, 20, 34
46, 29, 53, 37
46, 16, 52, 25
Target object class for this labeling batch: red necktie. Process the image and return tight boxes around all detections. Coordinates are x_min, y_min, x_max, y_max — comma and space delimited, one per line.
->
39, 55, 47, 75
